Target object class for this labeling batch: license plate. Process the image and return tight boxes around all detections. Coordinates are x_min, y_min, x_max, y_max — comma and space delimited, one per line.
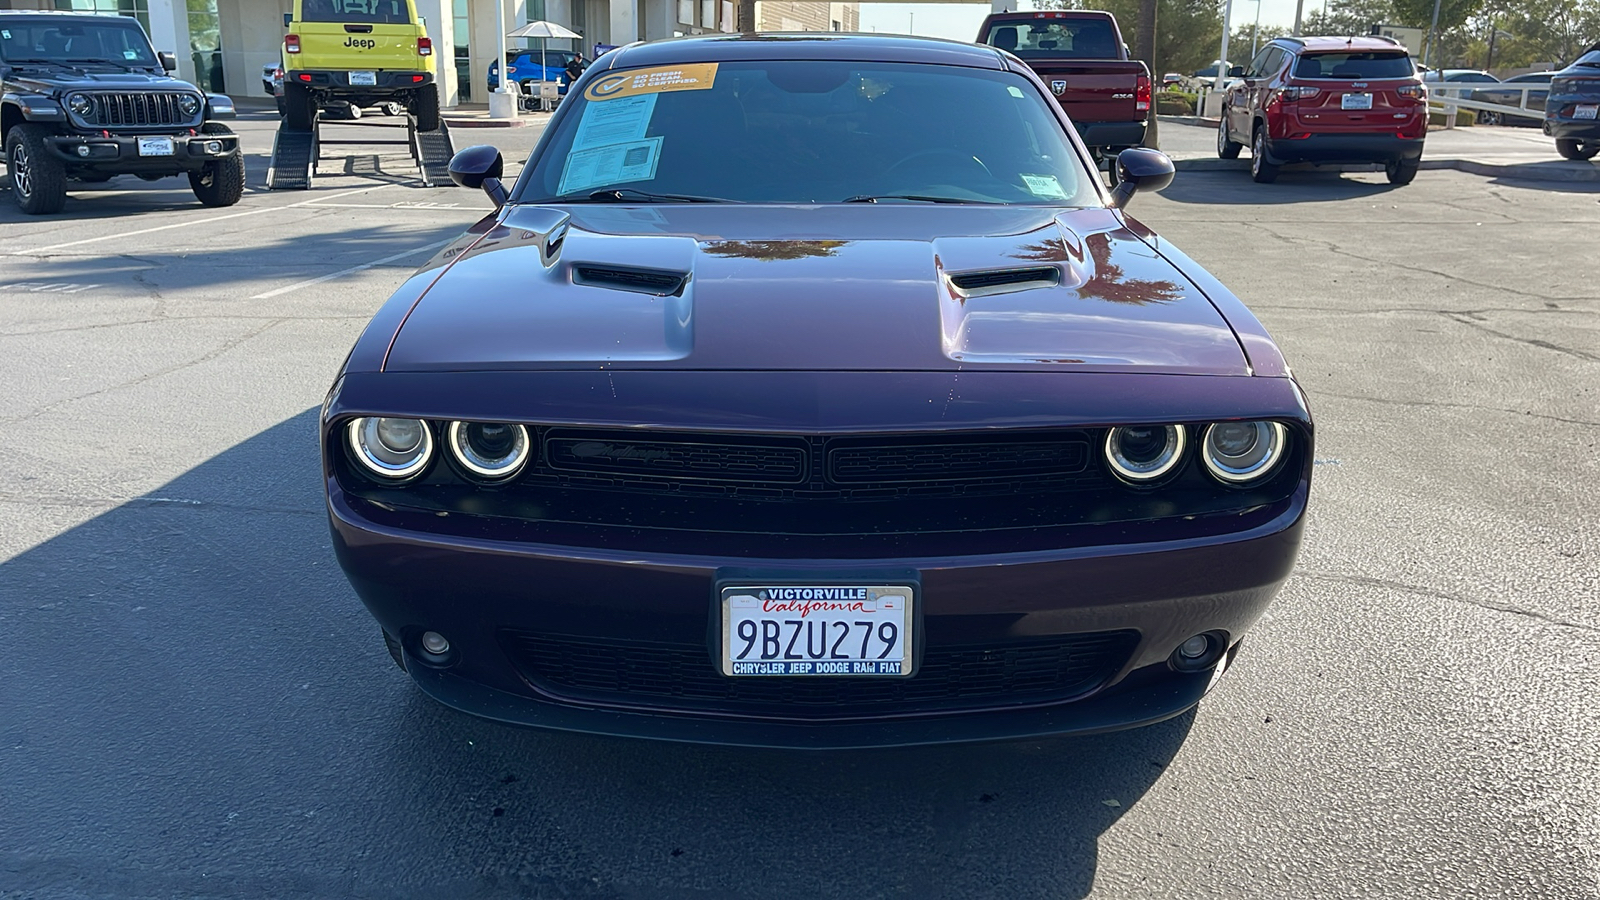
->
1576, 104, 1599, 120
136, 137, 174, 157
721, 584, 913, 677
349, 71, 377, 86
1341, 93, 1373, 110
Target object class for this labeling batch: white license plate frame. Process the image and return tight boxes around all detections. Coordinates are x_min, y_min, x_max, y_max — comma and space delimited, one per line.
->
136, 136, 174, 157
1575, 104, 1599, 120
1341, 92, 1373, 110
349, 71, 377, 86
719, 584, 916, 678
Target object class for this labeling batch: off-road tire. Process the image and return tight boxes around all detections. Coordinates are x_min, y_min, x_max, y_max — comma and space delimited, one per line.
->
188, 123, 245, 207
411, 83, 440, 132
1217, 113, 1242, 159
382, 629, 406, 671
1556, 138, 1599, 161
1385, 157, 1420, 185
6, 124, 67, 215
1250, 124, 1279, 184
284, 81, 316, 132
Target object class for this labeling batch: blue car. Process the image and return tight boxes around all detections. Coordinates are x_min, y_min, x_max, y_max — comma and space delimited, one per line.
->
488, 50, 579, 93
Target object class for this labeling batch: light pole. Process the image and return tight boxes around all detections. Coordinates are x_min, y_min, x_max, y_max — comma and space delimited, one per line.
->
1423, 0, 1444, 70
1217, 0, 1233, 91
1250, 0, 1262, 59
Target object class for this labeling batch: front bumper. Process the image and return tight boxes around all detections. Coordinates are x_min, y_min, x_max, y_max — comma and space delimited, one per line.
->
1265, 133, 1425, 166
329, 477, 1307, 748
44, 132, 238, 174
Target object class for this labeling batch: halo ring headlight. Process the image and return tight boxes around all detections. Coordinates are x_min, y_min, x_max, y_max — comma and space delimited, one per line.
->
68, 93, 94, 116
346, 417, 433, 480
1104, 424, 1186, 482
1202, 421, 1288, 483
178, 93, 202, 116
447, 421, 531, 480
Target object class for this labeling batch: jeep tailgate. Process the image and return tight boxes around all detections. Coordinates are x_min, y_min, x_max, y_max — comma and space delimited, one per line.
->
292, 21, 420, 71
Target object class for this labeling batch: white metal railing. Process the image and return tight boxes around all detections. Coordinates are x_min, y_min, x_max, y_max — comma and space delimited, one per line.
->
1424, 82, 1549, 129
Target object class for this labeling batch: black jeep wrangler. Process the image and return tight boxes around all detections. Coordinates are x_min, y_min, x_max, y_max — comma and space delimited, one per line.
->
1, 11, 245, 215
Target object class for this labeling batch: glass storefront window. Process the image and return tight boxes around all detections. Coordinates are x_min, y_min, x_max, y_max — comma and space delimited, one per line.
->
453, 0, 471, 102
53, 0, 150, 34
186, 0, 222, 92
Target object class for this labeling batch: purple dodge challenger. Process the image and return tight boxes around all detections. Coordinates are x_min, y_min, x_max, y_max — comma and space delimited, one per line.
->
323, 34, 1313, 748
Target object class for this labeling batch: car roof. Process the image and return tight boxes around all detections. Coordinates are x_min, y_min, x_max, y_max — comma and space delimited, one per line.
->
1506, 72, 1552, 81
1285, 35, 1408, 53
598, 33, 1005, 72
0, 10, 130, 20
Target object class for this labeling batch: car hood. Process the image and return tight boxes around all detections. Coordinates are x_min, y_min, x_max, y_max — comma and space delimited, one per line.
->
8, 70, 200, 92
384, 204, 1249, 375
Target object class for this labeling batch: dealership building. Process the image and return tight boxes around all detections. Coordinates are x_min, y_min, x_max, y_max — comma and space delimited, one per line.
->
1, 0, 858, 107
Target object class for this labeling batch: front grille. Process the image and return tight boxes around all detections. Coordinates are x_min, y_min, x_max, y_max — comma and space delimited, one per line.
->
545, 430, 808, 484
78, 92, 196, 128
501, 630, 1139, 719
827, 434, 1088, 483
535, 428, 1095, 497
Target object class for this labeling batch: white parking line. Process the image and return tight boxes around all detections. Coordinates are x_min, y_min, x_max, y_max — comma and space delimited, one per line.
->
249, 236, 457, 300
8, 185, 398, 256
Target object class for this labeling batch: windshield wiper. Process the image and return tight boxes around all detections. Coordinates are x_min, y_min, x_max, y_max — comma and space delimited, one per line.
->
841, 194, 990, 204
65, 57, 144, 70
1, 57, 74, 67
565, 188, 730, 203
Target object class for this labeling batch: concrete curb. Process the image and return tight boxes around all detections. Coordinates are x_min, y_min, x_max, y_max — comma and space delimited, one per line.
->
443, 117, 532, 128
1158, 115, 1221, 128
1170, 155, 1600, 183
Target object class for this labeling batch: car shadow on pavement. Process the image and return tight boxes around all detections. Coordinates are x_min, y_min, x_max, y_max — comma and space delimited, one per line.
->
1156, 169, 1403, 205
0, 409, 1195, 900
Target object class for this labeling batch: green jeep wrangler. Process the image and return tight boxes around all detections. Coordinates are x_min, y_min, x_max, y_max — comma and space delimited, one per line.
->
281, 0, 440, 132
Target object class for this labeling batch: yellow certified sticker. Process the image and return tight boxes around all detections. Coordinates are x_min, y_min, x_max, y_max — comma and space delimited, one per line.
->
584, 63, 719, 101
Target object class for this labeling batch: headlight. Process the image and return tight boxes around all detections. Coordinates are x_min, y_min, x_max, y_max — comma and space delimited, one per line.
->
1201, 421, 1287, 483
347, 417, 433, 479
1104, 425, 1185, 482
68, 94, 93, 116
178, 93, 201, 116
447, 421, 531, 480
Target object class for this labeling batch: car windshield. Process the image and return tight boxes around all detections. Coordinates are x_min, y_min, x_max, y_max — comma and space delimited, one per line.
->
1294, 52, 1413, 79
521, 60, 1096, 206
984, 20, 1118, 59
0, 17, 156, 66
298, 0, 411, 25
1575, 50, 1600, 68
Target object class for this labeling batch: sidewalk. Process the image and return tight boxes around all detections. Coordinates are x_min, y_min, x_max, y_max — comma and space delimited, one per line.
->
1154, 116, 1600, 183
442, 103, 554, 129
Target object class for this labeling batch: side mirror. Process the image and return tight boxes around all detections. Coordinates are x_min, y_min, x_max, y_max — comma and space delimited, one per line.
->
1228, 65, 1245, 78
284, 13, 293, 28
158, 51, 177, 71
449, 144, 509, 207
1109, 147, 1174, 209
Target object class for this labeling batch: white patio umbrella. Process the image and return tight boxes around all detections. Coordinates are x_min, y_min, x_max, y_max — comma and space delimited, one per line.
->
506, 20, 582, 91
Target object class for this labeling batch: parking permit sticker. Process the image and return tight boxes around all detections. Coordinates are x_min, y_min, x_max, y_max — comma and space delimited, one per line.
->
123, 49, 140, 59
1, 30, 11, 40
583, 63, 718, 101
572, 93, 657, 151
558, 137, 664, 195
1021, 174, 1069, 199
1007, 86, 1025, 98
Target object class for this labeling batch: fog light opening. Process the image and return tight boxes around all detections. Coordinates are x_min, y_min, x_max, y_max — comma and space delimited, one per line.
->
1170, 631, 1227, 672
76, 144, 92, 158
204, 140, 223, 154
419, 630, 452, 662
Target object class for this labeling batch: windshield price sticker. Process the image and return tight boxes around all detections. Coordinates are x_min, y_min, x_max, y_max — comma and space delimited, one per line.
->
721, 585, 914, 677
557, 136, 663, 195
1021, 174, 1069, 199
584, 63, 718, 102
572, 93, 657, 151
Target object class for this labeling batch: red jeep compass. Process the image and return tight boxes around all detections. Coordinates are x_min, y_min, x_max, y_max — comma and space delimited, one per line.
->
1218, 35, 1427, 184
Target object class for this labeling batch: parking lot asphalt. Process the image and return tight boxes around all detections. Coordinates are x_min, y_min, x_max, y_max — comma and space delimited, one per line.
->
2, 107, 1598, 899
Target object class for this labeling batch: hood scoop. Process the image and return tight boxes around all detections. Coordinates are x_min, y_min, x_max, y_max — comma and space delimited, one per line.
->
573, 264, 688, 297
948, 266, 1061, 298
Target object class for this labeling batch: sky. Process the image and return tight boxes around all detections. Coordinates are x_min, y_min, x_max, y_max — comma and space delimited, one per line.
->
856, 0, 1314, 44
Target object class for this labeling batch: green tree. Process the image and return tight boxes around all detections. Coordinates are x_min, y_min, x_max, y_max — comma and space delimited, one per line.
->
1301, 0, 1398, 36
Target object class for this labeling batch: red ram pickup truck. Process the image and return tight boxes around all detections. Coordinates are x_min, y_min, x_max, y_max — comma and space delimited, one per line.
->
977, 10, 1151, 160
